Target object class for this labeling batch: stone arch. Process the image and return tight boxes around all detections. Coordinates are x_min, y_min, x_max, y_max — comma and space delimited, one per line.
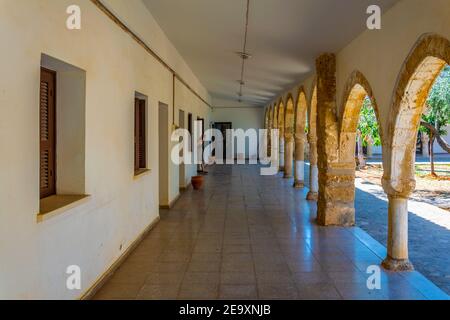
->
277, 99, 286, 170
282, 94, 295, 178
384, 33, 450, 196
293, 87, 308, 187
272, 103, 278, 131
306, 80, 319, 200
338, 70, 383, 165
307, 81, 318, 141
295, 87, 308, 138
267, 105, 273, 130
269, 105, 275, 155
277, 99, 285, 136
264, 108, 269, 129
284, 94, 295, 139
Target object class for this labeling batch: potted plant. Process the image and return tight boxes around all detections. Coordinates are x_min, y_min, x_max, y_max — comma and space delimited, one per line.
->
191, 176, 204, 190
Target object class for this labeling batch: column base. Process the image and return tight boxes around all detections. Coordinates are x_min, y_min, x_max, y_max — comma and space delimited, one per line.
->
293, 180, 304, 188
283, 174, 293, 179
306, 191, 318, 201
382, 256, 414, 272
317, 203, 355, 227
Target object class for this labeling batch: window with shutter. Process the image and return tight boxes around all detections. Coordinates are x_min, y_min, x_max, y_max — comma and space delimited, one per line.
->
138, 99, 146, 169
40, 68, 56, 198
188, 113, 193, 152
134, 97, 147, 173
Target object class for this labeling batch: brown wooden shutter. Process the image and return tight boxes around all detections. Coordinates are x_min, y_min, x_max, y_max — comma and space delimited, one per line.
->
138, 100, 146, 169
40, 68, 56, 198
188, 113, 193, 151
134, 98, 140, 171
134, 98, 146, 172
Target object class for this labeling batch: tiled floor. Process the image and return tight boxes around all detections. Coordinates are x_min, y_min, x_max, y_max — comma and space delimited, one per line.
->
94, 165, 449, 300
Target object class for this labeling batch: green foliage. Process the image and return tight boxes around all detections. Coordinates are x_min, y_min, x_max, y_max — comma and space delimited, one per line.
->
358, 97, 381, 147
420, 65, 450, 136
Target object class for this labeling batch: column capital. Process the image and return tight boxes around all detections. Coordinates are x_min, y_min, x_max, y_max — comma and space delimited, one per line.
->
307, 134, 317, 144
284, 133, 294, 142
295, 132, 306, 142
381, 176, 416, 199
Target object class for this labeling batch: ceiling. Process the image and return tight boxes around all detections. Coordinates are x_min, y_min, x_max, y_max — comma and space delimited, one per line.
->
143, 0, 399, 108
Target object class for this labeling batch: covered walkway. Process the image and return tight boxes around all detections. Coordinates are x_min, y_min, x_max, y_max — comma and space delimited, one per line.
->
94, 165, 447, 300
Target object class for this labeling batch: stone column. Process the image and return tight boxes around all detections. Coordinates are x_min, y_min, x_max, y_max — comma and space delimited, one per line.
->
306, 136, 319, 200
315, 54, 355, 226
381, 180, 414, 271
279, 137, 285, 171
284, 136, 294, 178
294, 133, 306, 188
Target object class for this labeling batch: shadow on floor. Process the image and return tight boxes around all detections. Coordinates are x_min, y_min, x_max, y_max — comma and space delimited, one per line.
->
354, 186, 450, 294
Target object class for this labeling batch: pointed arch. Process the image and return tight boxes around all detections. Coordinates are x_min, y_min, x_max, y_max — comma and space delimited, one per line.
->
385, 33, 450, 195
295, 86, 308, 138
307, 79, 318, 141
338, 70, 382, 164
306, 79, 319, 200
284, 94, 295, 139
268, 105, 273, 130
264, 107, 269, 130
277, 99, 285, 136
272, 103, 278, 131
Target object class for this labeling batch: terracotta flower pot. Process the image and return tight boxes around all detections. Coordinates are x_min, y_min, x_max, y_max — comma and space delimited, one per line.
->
191, 176, 204, 190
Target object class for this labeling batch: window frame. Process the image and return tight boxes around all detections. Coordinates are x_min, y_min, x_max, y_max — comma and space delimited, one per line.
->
134, 97, 147, 175
40, 67, 57, 199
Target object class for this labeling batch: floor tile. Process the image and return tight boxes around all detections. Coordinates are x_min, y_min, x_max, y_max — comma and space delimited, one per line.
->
220, 285, 258, 300
94, 164, 447, 300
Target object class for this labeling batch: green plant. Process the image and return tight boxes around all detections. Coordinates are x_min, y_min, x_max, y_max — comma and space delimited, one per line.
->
358, 97, 381, 147
419, 65, 450, 176
420, 65, 450, 137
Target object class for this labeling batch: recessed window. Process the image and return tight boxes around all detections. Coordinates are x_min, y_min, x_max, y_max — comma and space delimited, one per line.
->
188, 113, 193, 152
38, 54, 87, 217
40, 68, 57, 198
134, 93, 148, 175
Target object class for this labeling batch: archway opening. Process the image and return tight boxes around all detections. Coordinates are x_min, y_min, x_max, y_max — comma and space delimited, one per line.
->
416, 64, 450, 183
382, 34, 449, 274
283, 96, 295, 178
278, 100, 285, 171
339, 78, 382, 171
355, 96, 382, 167
293, 90, 308, 188
306, 85, 319, 200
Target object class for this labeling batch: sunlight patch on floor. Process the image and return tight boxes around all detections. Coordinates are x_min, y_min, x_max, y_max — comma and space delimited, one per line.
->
355, 178, 450, 231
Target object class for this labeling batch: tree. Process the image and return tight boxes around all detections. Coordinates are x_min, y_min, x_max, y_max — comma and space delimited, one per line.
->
420, 65, 450, 177
358, 97, 381, 147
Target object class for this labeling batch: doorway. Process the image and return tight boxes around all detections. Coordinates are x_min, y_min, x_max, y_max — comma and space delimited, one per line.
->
158, 103, 169, 207
213, 122, 232, 161
179, 109, 186, 189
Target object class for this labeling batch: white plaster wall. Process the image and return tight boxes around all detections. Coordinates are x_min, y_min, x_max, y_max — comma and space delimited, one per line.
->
0, 0, 211, 299
267, 0, 450, 164
173, 80, 212, 196
212, 107, 264, 160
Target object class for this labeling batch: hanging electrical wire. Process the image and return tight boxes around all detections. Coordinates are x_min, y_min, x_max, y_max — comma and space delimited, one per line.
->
237, 0, 251, 102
